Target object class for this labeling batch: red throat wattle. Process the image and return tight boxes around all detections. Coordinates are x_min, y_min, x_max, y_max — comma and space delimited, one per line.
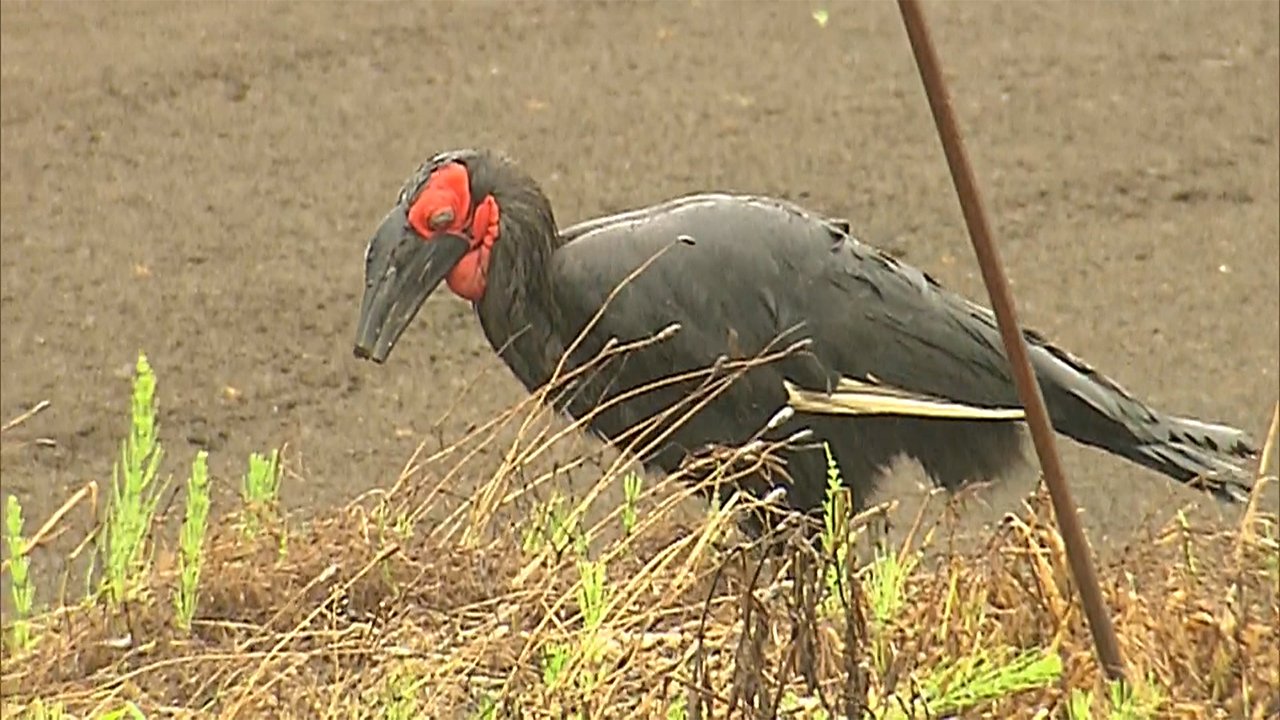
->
406, 162, 500, 302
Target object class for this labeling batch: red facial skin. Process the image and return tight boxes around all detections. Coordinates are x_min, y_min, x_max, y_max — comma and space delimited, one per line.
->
406, 162, 500, 302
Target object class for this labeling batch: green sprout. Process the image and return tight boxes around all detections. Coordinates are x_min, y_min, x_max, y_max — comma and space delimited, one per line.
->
173, 450, 211, 631
1067, 675, 1165, 720
865, 547, 916, 627
470, 693, 499, 720
378, 664, 430, 720
22, 698, 67, 720
620, 472, 642, 536
521, 494, 579, 560
102, 351, 168, 608
884, 646, 1062, 718
96, 702, 146, 720
542, 641, 572, 688
820, 442, 851, 618
241, 448, 281, 539
575, 556, 609, 690
5, 494, 36, 651
539, 556, 611, 695
665, 693, 688, 720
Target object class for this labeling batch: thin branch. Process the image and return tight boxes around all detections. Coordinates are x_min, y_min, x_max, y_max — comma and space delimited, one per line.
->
1, 399, 51, 434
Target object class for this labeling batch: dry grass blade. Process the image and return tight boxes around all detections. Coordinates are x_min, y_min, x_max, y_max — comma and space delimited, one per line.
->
1258, 401, 1280, 480
0, 481, 97, 575
0, 399, 51, 434
1236, 400, 1279, 559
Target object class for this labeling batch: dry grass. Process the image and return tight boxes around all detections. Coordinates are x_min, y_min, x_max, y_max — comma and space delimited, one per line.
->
1, 471, 1276, 719
2, 331, 1277, 719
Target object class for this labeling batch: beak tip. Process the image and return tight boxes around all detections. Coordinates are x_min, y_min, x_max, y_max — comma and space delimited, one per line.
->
354, 225, 468, 369
352, 343, 387, 364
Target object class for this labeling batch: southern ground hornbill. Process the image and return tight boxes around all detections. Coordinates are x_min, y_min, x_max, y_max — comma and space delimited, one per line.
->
353, 148, 1258, 532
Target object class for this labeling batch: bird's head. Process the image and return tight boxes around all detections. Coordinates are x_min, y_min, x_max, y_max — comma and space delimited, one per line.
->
354, 148, 546, 364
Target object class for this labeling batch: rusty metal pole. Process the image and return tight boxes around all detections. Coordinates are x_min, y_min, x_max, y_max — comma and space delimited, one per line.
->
895, 0, 1127, 681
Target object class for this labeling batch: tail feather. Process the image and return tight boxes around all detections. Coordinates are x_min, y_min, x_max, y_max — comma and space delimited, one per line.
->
1029, 336, 1260, 503
1131, 415, 1258, 502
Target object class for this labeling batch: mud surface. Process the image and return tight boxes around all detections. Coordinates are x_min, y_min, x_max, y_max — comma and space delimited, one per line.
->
2, 2, 1277, 590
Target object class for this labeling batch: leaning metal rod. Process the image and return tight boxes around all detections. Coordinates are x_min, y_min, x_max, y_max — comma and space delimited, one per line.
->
895, 0, 1128, 681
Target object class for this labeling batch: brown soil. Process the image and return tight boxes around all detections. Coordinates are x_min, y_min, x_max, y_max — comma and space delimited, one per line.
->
2, 1, 1277, 593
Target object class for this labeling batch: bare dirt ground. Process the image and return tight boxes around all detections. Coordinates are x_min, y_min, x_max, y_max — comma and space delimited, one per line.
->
2, 0, 1277, 596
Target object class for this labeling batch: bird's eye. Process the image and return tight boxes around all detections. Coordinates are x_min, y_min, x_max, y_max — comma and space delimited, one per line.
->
428, 207, 455, 232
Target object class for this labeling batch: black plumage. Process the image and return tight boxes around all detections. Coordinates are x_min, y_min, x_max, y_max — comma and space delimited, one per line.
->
354, 149, 1259, 531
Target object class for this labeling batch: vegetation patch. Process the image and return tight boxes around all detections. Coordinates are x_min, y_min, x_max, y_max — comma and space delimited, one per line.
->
1, 352, 1276, 719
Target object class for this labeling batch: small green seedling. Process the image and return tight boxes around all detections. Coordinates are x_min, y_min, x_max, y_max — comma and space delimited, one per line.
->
521, 494, 579, 560
576, 556, 609, 688
379, 665, 429, 720
542, 641, 572, 688
820, 442, 851, 618
885, 646, 1062, 719
174, 450, 211, 631
470, 693, 499, 720
96, 702, 146, 720
865, 548, 916, 628
665, 693, 688, 720
241, 448, 281, 539
538, 556, 611, 695
5, 494, 36, 652
1067, 675, 1165, 720
102, 351, 169, 608
620, 472, 642, 536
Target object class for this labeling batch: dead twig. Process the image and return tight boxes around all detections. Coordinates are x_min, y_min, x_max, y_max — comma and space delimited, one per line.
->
1256, 401, 1279, 481
0, 482, 98, 576
1237, 401, 1280, 556
1, 399, 51, 434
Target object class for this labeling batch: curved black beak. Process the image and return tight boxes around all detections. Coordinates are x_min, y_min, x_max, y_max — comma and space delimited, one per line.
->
353, 206, 470, 363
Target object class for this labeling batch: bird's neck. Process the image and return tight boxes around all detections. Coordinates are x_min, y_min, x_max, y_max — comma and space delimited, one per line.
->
474, 192, 566, 393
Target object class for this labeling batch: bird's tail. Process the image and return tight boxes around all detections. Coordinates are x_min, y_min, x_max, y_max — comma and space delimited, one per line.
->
1030, 337, 1260, 503
1128, 414, 1259, 499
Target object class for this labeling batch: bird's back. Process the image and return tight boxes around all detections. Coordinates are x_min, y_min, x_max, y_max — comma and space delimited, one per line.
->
546, 195, 1016, 504
536, 191, 1256, 514
552, 192, 1023, 408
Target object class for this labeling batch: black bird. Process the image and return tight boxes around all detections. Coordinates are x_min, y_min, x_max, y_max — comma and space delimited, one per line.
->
353, 148, 1259, 530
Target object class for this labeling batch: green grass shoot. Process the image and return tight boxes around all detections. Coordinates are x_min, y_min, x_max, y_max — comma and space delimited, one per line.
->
820, 442, 851, 618
241, 448, 281, 539
865, 547, 916, 627
665, 693, 688, 720
377, 664, 429, 720
620, 471, 642, 536
886, 646, 1062, 718
173, 450, 210, 631
94, 702, 145, 720
22, 698, 67, 720
5, 494, 36, 652
469, 693, 499, 720
102, 351, 168, 608
1067, 675, 1165, 720
541, 641, 571, 689
521, 494, 578, 561
576, 555, 608, 687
